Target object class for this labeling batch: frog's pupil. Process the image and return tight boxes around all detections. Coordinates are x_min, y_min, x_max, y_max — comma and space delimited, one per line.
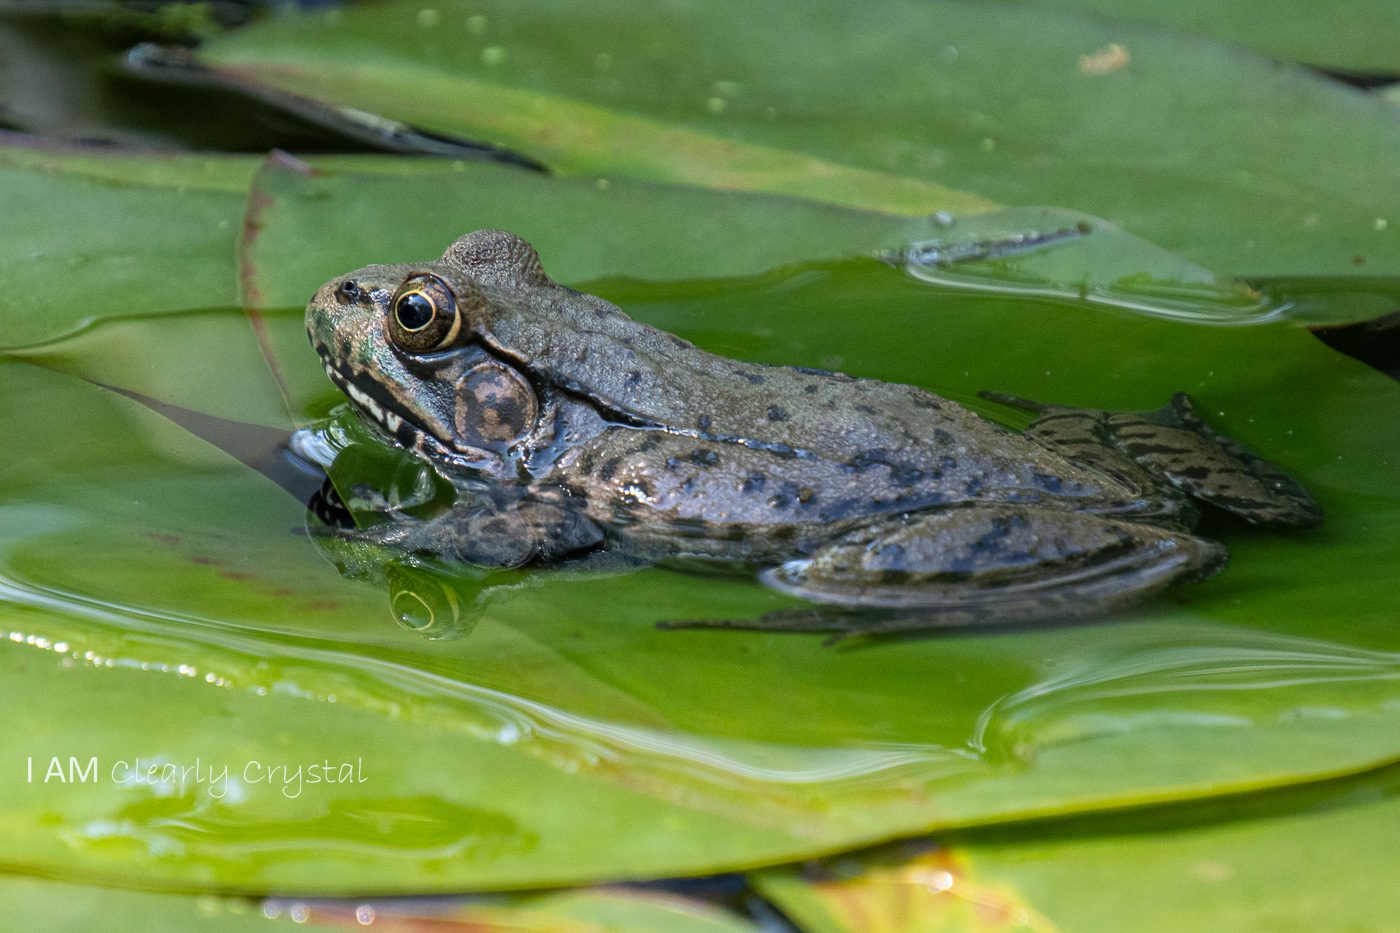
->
396, 293, 435, 331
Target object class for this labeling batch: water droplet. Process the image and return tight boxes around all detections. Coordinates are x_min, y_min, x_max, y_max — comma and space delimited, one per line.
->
356, 905, 376, 925
706, 96, 728, 115
465, 14, 487, 34
480, 46, 507, 66
415, 8, 439, 27
1374, 217, 1389, 231
594, 52, 613, 71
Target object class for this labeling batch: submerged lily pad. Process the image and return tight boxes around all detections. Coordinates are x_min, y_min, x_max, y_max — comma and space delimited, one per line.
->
198, 0, 1400, 274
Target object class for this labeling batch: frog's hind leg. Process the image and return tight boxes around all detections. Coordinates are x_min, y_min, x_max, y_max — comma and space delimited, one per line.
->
665, 504, 1226, 638
979, 391, 1195, 526
981, 391, 1321, 528
980, 391, 1158, 485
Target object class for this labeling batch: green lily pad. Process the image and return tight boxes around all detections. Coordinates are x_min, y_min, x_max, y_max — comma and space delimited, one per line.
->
0, 135, 253, 346
754, 766, 1400, 932
197, 0, 1400, 274
1, 0, 1396, 917
4, 238, 1400, 892
0, 874, 282, 932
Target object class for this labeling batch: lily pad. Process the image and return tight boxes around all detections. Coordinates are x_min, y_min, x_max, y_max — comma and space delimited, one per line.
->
197, 0, 1400, 274
278, 889, 760, 932
1009, 0, 1400, 72
0, 134, 253, 345
0, 872, 758, 932
754, 765, 1400, 932
0, 874, 281, 932
3, 242, 1400, 892
2, 3, 1399, 901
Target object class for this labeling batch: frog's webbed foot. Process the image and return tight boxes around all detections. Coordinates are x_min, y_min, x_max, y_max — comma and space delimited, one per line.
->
980, 390, 1321, 528
666, 504, 1227, 639
1148, 393, 1322, 527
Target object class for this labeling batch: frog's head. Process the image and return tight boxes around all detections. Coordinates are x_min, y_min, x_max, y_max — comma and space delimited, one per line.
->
306, 231, 548, 476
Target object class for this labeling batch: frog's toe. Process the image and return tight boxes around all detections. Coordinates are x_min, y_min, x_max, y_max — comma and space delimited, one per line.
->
759, 505, 1226, 629
659, 607, 938, 646
658, 609, 857, 636
977, 390, 1065, 415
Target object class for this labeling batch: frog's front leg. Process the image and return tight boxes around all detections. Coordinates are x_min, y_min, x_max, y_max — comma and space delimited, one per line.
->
310, 481, 603, 573
981, 391, 1321, 528
670, 504, 1225, 637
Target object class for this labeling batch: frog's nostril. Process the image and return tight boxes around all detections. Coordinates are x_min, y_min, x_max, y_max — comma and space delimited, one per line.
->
337, 279, 364, 304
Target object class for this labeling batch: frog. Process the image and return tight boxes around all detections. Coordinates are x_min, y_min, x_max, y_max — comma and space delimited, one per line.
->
304, 230, 1320, 638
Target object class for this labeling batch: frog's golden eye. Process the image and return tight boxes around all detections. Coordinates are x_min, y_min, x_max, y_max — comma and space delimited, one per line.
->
388, 273, 461, 352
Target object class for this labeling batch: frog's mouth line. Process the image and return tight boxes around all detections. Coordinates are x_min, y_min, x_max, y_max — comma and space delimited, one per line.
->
313, 342, 436, 454
312, 340, 513, 478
